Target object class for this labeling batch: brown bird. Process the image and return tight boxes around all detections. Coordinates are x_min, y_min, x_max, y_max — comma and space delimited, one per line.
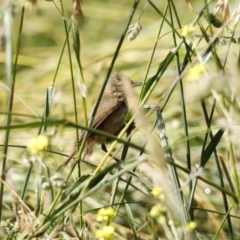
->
58, 73, 141, 169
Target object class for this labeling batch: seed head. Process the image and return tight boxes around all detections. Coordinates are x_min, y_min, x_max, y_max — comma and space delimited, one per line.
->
126, 21, 142, 41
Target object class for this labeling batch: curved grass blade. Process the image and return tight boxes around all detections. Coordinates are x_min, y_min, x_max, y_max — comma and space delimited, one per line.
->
199, 128, 225, 168
140, 51, 175, 100
61, 174, 91, 201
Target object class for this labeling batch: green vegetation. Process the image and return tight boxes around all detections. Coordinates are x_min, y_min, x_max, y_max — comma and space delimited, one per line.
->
1, 0, 240, 239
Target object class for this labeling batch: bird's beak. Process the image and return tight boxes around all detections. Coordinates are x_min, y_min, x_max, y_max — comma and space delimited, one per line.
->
133, 82, 142, 87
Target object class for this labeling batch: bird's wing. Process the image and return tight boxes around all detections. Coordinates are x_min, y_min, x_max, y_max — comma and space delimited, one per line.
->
91, 95, 123, 129
77, 95, 123, 143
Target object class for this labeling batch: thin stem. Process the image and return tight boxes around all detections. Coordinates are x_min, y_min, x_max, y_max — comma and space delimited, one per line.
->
0, 4, 25, 222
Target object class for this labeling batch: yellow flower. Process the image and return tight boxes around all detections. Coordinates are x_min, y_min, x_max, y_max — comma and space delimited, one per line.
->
185, 221, 197, 232
27, 135, 49, 155
96, 226, 114, 240
149, 203, 166, 218
158, 215, 167, 225
96, 207, 116, 223
185, 64, 205, 82
180, 24, 196, 38
151, 186, 164, 199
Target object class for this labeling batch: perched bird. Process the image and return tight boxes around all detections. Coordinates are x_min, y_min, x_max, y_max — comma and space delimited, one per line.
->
58, 73, 141, 169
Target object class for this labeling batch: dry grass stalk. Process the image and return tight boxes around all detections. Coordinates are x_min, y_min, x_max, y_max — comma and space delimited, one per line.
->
213, 0, 230, 23
73, 0, 84, 23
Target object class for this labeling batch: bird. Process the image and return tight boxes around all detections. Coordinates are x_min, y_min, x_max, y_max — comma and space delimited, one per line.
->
58, 73, 141, 169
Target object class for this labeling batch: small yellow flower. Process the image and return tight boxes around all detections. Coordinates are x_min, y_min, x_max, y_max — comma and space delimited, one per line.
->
185, 221, 197, 232
151, 186, 164, 199
149, 203, 166, 218
158, 215, 167, 225
185, 64, 205, 82
27, 135, 49, 155
96, 226, 114, 240
96, 207, 116, 223
180, 24, 196, 38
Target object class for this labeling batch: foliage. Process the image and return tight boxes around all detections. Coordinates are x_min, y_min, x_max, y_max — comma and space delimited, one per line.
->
1, 0, 240, 239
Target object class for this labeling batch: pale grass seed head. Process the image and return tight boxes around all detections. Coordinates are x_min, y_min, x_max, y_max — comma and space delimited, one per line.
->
232, 4, 240, 27
213, 0, 230, 23
24, 0, 37, 11
5, 220, 20, 235
50, 173, 67, 189
126, 21, 142, 41
77, 76, 87, 98
41, 176, 51, 190
73, 0, 84, 23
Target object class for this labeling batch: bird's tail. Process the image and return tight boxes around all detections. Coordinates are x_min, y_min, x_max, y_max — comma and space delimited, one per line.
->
57, 137, 95, 171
